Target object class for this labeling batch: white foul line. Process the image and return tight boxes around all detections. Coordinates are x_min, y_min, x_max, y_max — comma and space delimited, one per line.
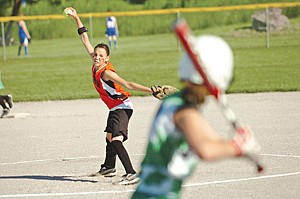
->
261, 153, 300, 158
0, 153, 299, 166
183, 171, 300, 187
0, 171, 299, 198
0, 190, 135, 198
0, 156, 101, 166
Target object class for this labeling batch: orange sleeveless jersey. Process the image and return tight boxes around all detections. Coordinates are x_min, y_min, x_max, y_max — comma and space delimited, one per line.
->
92, 62, 131, 109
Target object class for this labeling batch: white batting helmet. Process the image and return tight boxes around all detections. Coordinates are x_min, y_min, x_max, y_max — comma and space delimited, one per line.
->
179, 35, 234, 91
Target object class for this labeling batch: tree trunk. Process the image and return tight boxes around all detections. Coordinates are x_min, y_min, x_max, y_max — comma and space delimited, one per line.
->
5, 0, 21, 45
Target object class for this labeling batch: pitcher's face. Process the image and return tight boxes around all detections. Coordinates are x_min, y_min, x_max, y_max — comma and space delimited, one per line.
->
93, 47, 109, 68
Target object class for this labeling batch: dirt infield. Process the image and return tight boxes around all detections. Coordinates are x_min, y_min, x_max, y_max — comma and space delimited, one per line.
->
0, 92, 299, 199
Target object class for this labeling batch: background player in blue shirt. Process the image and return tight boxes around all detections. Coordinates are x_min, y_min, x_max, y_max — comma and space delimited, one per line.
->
105, 10, 119, 49
17, 15, 31, 56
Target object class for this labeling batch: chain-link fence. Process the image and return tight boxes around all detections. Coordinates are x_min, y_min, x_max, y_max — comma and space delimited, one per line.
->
1, 2, 300, 60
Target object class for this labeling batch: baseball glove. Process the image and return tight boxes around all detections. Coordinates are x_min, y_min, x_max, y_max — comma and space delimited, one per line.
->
151, 85, 179, 100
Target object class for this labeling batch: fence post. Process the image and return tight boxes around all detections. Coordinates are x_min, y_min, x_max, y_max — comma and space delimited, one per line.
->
266, 7, 270, 48
89, 15, 94, 46
1, 22, 6, 61
177, 11, 181, 51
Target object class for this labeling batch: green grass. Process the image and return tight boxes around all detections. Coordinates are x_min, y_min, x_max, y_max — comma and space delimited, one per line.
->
0, 23, 300, 102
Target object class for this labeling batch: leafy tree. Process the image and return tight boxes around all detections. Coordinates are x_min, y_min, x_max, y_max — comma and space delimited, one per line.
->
1, 0, 41, 44
128, 0, 147, 4
0, 0, 12, 17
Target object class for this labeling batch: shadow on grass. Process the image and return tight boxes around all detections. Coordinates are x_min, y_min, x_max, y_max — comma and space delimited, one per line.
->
235, 26, 253, 31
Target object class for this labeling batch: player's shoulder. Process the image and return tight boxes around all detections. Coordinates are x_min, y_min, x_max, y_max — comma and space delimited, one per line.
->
18, 20, 25, 25
106, 62, 116, 71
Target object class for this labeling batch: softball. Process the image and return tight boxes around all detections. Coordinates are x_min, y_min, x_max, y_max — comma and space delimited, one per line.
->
63, 8, 72, 17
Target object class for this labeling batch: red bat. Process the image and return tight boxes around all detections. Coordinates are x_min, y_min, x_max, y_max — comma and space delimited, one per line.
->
172, 19, 264, 173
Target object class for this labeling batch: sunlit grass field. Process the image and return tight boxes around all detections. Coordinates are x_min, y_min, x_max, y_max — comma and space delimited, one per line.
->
0, 23, 299, 102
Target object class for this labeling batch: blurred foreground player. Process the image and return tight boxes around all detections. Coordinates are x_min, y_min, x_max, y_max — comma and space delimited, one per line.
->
131, 35, 261, 198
